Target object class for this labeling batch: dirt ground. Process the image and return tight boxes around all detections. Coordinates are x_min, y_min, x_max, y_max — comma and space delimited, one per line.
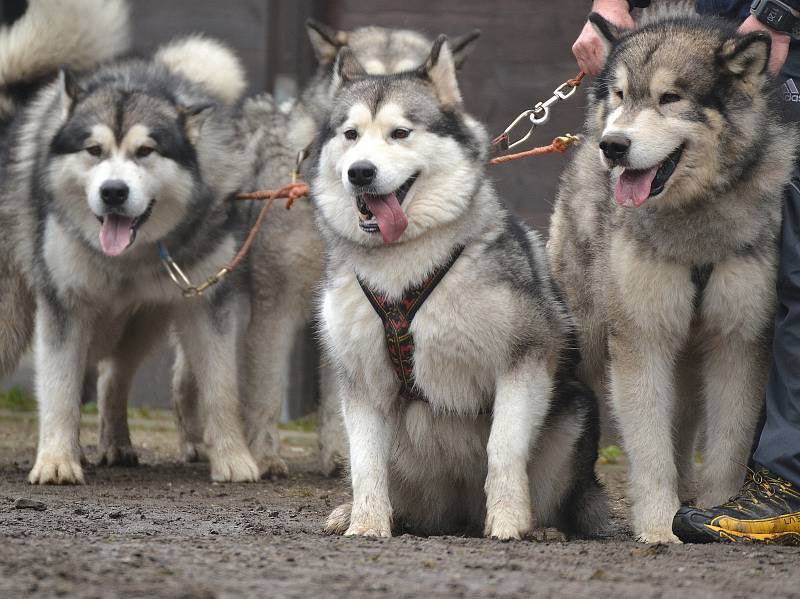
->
1, 410, 798, 599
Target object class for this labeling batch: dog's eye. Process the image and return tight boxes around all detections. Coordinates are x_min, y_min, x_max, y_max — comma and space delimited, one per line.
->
391, 128, 411, 140
659, 93, 682, 105
136, 146, 154, 158
344, 129, 358, 141
85, 145, 102, 157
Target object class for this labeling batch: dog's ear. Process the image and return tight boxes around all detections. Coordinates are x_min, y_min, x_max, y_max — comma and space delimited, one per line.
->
420, 35, 462, 106
179, 103, 214, 144
718, 32, 771, 80
307, 19, 349, 65
588, 12, 621, 57
449, 29, 481, 70
58, 69, 83, 117
331, 47, 366, 94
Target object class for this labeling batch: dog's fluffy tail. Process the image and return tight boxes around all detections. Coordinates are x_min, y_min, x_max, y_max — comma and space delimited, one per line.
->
155, 36, 247, 106
0, 0, 131, 124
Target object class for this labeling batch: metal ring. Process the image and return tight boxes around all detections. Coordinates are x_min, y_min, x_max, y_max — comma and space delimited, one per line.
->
529, 105, 550, 126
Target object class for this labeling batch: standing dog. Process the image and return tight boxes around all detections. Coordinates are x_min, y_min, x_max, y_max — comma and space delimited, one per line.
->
548, 8, 797, 542
1, 35, 260, 484
0, 0, 131, 376
317, 39, 608, 538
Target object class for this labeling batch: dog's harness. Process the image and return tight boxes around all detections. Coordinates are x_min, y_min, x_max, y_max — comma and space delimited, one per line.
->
357, 246, 464, 403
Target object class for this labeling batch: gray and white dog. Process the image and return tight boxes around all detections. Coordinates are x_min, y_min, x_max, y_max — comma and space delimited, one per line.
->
0, 0, 132, 376
171, 22, 481, 478
548, 6, 797, 542
316, 38, 608, 539
0, 30, 260, 484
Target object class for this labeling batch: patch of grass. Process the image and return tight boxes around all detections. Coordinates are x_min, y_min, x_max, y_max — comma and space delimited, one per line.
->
0, 386, 36, 412
598, 444, 624, 465
278, 416, 318, 433
130, 406, 152, 420
80, 402, 171, 421
81, 401, 99, 415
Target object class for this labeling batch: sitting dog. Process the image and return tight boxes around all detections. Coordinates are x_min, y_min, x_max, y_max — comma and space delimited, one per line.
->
316, 38, 609, 538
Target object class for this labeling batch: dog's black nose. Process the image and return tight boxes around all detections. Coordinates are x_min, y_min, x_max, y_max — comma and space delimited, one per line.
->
347, 161, 377, 187
100, 180, 129, 206
599, 135, 631, 162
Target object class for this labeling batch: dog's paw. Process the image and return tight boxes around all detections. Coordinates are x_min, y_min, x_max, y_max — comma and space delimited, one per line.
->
97, 445, 139, 467
636, 528, 682, 544
324, 503, 352, 535
257, 453, 289, 479
29, 454, 85, 485
183, 442, 208, 463
485, 507, 531, 541
209, 448, 259, 483
344, 512, 391, 538
530, 527, 567, 542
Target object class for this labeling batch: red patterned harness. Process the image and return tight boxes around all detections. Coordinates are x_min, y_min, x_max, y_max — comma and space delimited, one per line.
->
356, 246, 464, 403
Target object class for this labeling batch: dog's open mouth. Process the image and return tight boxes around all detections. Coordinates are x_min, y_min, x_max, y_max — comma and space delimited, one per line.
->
97, 199, 155, 257
356, 173, 418, 244
615, 145, 684, 208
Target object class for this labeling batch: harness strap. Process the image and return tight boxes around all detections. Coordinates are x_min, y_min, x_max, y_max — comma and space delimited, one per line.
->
357, 245, 464, 403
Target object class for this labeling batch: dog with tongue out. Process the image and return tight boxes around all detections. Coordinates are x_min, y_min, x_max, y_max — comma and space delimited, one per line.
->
313, 38, 609, 541
1, 35, 265, 486
548, 7, 798, 544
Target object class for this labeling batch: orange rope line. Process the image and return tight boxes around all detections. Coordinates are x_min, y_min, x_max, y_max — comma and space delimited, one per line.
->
489, 135, 578, 165
227, 182, 309, 271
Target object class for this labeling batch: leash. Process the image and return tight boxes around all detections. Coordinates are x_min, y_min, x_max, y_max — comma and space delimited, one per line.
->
489, 134, 580, 165
160, 72, 586, 298
159, 182, 309, 297
490, 71, 586, 157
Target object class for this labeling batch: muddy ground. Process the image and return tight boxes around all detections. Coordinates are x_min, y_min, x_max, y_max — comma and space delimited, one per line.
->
0, 410, 798, 599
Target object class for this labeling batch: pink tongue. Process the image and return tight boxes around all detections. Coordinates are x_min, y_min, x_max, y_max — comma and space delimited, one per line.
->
364, 192, 408, 244
99, 214, 135, 256
615, 166, 659, 208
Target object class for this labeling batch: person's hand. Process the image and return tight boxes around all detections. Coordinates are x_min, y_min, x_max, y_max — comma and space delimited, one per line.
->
738, 15, 790, 74
572, 0, 634, 76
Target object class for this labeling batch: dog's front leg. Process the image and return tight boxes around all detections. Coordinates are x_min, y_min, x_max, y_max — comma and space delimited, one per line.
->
699, 257, 775, 506
607, 240, 694, 543
174, 298, 259, 483
609, 332, 683, 544
29, 295, 90, 484
343, 385, 395, 537
484, 358, 551, 540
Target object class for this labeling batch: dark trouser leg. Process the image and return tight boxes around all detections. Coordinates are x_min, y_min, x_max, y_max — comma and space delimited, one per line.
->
753, 170, 800, 487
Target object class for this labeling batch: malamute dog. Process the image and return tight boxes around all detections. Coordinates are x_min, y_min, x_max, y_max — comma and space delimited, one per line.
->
1, 33, 259, 484
548, 8, 797, 542
316, 38, 608, 538
0, 0, 131, 376
170, 22, 480, 478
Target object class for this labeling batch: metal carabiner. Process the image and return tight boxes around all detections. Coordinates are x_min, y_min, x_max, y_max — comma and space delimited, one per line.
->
499, 108, 537, 150
553, 81, 579, 100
